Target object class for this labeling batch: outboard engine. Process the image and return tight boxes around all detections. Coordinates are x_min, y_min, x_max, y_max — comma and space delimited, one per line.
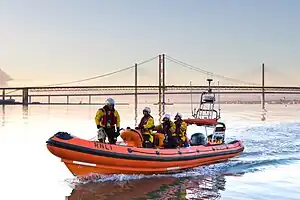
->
190, 133, 208, 146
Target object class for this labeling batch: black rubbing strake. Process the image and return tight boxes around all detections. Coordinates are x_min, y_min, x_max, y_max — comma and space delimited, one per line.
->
46, 139, 244, 162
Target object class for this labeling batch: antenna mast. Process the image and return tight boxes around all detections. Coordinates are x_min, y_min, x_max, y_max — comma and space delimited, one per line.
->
218, 81, 221, 118
190, 81, 193, 117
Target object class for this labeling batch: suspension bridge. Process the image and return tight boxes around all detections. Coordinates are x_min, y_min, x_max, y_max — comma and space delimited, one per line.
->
1, 54, 300, 112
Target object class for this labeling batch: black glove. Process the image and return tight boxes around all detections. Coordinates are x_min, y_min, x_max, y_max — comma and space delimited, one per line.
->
116, 127, 120, 137
97, 125, 101, 129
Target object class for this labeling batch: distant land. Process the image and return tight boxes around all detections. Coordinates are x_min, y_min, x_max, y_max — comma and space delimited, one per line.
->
1, 99, 299, 105
0, 68, 12, 87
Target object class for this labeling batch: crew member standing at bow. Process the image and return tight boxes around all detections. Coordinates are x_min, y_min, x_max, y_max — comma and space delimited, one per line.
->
174, 112, 188, 147
95, 97, 120, 144
137, 107, 155, 147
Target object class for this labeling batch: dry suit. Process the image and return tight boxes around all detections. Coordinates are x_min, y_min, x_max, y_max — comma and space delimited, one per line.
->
174, 119, 188, 147
137, 114, 155, 147
95, 105, 120, 144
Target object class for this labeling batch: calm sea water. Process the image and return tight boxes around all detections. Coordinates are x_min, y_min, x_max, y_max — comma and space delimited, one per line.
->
0, 104, 300, 200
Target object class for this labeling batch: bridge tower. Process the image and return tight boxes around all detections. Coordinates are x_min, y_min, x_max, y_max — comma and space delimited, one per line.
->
158, 54, 166, 120
134, 63, 138, 126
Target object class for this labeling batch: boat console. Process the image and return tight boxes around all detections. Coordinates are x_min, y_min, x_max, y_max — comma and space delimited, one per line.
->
189, 79, 225, 145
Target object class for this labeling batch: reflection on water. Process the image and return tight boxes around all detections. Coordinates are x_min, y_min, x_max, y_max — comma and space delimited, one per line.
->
261, 109, 267, 121
23, 105, 28, 121
0, 104, 300, 200
66, 175, 229, 200
0, 105, 29, 126
1, 105, 5, 126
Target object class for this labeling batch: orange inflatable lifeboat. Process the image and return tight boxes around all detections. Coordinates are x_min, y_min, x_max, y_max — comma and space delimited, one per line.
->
47, 79, 244, 176
46, 128, 244, 176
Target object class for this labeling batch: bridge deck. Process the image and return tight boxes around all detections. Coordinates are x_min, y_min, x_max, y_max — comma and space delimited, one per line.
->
1, 85, 300, 92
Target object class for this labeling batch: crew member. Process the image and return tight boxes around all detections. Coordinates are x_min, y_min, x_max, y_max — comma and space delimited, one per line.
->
174, 112, 188, 147
95, 97, 120, 144
154, 114, 178, 148
137, 107, 155, 147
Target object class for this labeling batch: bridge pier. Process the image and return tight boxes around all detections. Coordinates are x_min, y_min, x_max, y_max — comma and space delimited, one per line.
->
22, 88, 29, 105
48, 96, 51, 104
88, 95, 91, 104
2, 89, 4, 100
67, 96, 69, 104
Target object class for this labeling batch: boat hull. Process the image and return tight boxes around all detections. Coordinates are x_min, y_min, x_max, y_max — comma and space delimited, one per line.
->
46, 132, 244, 176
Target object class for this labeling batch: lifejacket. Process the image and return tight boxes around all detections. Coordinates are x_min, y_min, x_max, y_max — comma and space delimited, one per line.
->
100, 107, 117, 127
175, 120, 187, 147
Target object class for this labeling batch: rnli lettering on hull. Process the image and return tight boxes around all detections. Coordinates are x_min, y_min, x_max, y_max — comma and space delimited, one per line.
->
93, 141, 113, 150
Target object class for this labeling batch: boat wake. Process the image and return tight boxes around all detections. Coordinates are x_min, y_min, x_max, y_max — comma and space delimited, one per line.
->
65, 122, 300, 187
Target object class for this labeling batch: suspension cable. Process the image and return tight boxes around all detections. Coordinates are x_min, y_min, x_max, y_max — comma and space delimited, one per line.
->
166, 55, 259, 85
43, 55, 158, 87
4, 55, 159, 94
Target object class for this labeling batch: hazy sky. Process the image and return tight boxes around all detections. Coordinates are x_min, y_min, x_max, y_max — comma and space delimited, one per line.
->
1, 0, 300, 86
